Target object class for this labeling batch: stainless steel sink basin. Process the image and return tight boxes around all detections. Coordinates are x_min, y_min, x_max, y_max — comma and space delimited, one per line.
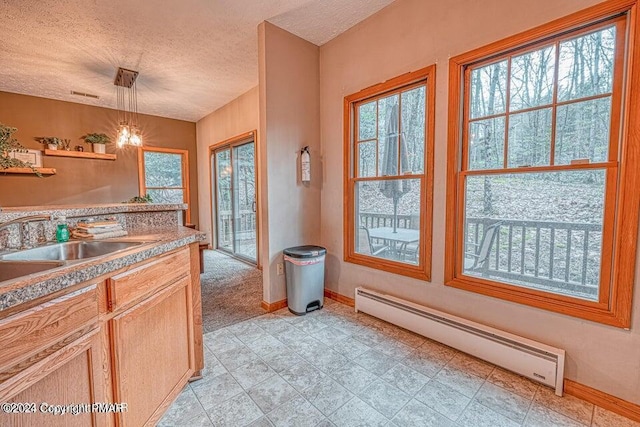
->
0, 260, 64, 282
1, 241, 144, 262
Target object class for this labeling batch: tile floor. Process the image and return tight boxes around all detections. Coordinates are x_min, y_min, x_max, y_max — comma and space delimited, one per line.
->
160, 299, 639, 427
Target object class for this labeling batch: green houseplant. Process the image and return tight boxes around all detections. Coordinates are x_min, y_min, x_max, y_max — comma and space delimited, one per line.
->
0, 123, 39, 174
81, 133, 111, 154
35, 136, 61, 150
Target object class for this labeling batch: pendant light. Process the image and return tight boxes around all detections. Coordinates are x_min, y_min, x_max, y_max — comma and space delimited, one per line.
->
114, 67, 142, 147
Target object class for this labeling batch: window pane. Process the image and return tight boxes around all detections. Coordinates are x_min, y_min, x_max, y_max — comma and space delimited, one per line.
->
463, 171, 605, 300
355, 178, 421, 265
401, 86, 426, 174
507, 108, 552, 167
358, 141, 377, 177
555, 97, 611, 165
146, 188, 185, 204
378, 94, 399, 176
144, 151, 183, 187
216, 150, 232, 252
510, 45, 556, 111
469, 117, 505, 170
470, 60, 508, 119
359, 101, 377, 140
558, 26, 616, 101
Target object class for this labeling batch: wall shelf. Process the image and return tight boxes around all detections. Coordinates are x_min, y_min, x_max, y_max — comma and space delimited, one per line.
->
44, 149, 117, 161
1, 167, 57, 175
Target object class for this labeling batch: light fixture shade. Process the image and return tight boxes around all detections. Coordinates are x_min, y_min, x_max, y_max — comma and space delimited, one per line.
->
114, 67, 143, 147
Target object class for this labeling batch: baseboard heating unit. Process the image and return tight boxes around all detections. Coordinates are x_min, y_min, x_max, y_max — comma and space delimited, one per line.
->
355, 287, 565, 396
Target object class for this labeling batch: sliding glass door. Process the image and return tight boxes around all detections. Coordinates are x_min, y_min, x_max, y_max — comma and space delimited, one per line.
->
213, 140, 257, 263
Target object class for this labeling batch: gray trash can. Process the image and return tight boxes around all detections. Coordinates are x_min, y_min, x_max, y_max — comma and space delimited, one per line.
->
283, 245, 326, 315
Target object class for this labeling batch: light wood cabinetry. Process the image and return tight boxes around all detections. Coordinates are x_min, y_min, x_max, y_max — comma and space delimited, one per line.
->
0, 286, 106, 427
0, 244, 203, 427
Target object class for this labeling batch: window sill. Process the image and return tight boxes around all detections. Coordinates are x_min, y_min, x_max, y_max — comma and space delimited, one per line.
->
345, 253, 431, 281
445, 275, 629, 328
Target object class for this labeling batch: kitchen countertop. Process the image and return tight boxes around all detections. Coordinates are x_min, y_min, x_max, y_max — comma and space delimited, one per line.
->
0, 203, 187, 222
0, 226, 205, 312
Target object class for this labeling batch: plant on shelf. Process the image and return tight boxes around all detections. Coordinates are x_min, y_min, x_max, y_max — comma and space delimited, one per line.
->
1, 123, 40, 175
81, 133, 111, 154
35, 136, 62, 150
123, 194, 153, 204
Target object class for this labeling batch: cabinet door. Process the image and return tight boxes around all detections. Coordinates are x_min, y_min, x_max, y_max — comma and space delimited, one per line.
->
110, 276, 194, 427
0, 329, 106, 427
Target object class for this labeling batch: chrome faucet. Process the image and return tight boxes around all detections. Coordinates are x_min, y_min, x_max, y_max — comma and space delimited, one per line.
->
0, 214, 54, 249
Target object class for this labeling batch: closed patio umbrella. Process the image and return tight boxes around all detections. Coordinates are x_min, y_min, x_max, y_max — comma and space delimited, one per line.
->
379, 102, 411, 233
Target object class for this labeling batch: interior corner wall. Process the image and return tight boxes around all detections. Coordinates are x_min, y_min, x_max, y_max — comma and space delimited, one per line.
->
0, 91, 198, 225
318, 0, 640, 404
259, 21, 321, 304
195, 86, 260, 245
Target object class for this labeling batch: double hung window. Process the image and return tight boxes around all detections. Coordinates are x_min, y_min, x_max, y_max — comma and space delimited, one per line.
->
446, 4, 640, 327
344, 66, 435, 280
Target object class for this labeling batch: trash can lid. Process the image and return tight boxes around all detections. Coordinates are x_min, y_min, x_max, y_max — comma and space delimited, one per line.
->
283, 245, 327, 258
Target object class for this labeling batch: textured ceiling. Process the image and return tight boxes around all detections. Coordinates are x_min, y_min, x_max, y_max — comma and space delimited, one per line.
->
0, 0, 394, 122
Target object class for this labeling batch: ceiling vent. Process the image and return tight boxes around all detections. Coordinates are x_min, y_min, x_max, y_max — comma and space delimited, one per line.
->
70, 90, 99, 99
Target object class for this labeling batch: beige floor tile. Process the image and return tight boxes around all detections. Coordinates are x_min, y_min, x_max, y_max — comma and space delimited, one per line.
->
247, 375, 299, 413
330, 360, 379, 394
524, 403, 586, 427
534, 386, 594, 425
433, 365, 485, 398
353, 348, 397, 376
592, 406, 640, 427
458, 400, 520, 427
280, 361, 327, 392
358, 379, 411, 419
266, 395, 323, 427
206, 392, 263, 427
328, 397, 388, 427
165, 301, 640, 427
158, 386, 211, 426
391, 399, 455, 427
301, 377, 353, 416
414, 378, 471, 421
474, 381, 532, 423
382, 362, 430, 396
190, 371, 244, 410
487, 367, 539, 399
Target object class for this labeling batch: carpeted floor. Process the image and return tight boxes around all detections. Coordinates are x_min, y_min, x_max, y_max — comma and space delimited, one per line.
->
200, 250, 265, 332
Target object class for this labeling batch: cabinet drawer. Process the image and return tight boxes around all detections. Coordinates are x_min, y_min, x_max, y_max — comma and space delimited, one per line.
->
108, 248, 190, 312
0, 285, 98, 372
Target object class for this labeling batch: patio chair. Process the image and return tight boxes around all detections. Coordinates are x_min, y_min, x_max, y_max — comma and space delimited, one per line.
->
396, 213, 421, 263
464, 221, 502, 271
358, 227, 389, 257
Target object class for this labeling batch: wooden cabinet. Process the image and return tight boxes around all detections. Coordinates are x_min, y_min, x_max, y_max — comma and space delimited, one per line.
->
110, 276, 194, 426
0, 286, 106, 427
0, 244, 203, 427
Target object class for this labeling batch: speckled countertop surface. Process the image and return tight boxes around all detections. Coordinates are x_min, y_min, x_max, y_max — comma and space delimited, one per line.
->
0, 226, 205, 312
0, 203, 187, 221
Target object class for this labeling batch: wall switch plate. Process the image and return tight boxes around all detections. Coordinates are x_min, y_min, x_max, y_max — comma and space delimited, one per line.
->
277, 262, 284, 276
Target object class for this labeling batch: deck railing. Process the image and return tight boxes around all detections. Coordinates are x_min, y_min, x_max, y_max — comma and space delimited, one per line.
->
359, 212, 602, 298
217, 210, 257, 246
359, 212, 418, 229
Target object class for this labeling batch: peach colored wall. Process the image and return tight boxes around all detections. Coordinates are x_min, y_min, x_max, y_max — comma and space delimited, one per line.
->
0, 91, 198, 225
195, 86, 260, 245
259, 22, 321, 303
319, 0, 640, 404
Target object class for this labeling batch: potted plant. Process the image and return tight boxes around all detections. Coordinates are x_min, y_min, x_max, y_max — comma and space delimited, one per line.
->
36, 137, 61, 150
1, 123, 39, 174
81, 133, 111, 154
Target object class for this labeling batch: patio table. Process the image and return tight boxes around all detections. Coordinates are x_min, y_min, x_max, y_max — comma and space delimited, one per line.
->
367, 227, 419, 260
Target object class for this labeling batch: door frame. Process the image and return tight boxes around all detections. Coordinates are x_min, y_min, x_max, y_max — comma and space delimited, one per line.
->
209, 130, 261, 268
